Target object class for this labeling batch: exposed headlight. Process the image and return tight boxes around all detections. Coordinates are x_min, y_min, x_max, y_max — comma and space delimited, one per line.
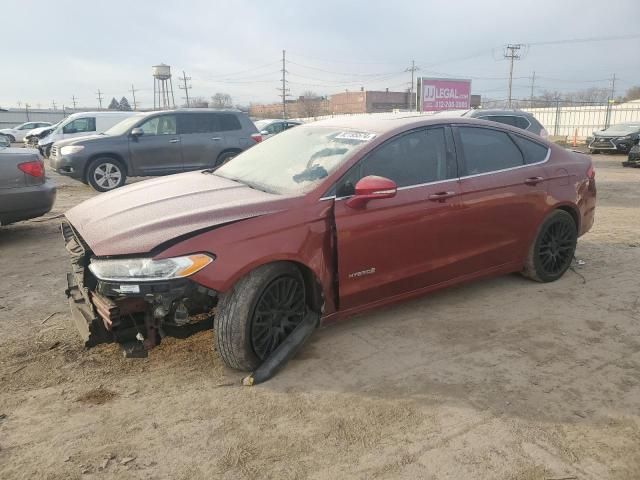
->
60, 145, 85, 155
89, 254, 213, 282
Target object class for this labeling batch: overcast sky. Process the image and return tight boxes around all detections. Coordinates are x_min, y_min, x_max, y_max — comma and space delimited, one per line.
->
2, 0, 639, 109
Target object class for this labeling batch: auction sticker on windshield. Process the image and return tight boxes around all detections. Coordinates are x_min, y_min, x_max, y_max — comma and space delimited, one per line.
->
334, 131, 377, 142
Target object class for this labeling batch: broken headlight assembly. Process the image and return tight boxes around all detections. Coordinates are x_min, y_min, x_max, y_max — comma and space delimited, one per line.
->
88, 254, 213, 282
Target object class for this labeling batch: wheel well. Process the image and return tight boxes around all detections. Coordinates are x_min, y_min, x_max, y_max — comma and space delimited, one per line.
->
85, 153, 128, 178
288, 261, 325, 314
556, 205, 579, 231
216, 148, 242, 161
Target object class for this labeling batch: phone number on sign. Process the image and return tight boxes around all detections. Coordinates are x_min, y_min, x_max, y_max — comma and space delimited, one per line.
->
427, 100, 470, 108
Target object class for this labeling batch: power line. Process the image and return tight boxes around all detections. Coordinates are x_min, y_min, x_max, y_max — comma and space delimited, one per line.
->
527, 33, 640, 47
178, 70, 192, 107
504, 44, 523, 108
96, 89, 104, 109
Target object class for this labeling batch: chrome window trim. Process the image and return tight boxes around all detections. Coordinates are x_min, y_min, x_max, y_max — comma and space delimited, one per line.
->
458, 146, 550, 180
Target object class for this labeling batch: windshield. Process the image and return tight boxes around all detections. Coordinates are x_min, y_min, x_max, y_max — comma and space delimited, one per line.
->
254, 120, 272, 130
215, 126, 376, 195
103, 114, 147, 136
603, 124, 640, 134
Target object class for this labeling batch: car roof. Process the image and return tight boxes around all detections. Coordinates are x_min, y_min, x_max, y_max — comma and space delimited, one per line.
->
467, 109, 535, 117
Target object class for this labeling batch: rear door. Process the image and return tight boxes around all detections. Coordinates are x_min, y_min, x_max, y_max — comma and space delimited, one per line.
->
178, 112, 223, 170
452, 125, 550, 272
128, 114, 183, 175
333, 126, 464, 310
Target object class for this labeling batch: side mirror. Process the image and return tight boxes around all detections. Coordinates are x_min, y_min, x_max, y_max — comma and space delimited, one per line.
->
346, 175, 397, 209
260, 130, 269, 135
130, 127, 144, 138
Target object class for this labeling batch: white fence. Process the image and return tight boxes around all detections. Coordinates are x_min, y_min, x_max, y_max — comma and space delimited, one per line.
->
292, 100, 640, 141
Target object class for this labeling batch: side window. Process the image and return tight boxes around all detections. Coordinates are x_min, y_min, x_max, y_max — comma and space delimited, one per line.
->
458, 127, 524, 175
20, 123, 35, 130
219, 114, 242, 131
514, 116, 531, 130
264, 123, 279, 134
512, 135, 549, 164
139, 115, 176, 135
179, 114, 210, 134
62, 118, 96, 134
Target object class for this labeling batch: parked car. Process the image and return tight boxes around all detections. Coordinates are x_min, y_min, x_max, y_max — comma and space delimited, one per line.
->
24, 122, 60, 150
0, 145, 56, 225
62, 116, 596, 371
462, 109, 548, 137
587, 123, 640, 154
255, 119, 301, 140
623, 141, 640, 167
0, 121, 53, 143
39, 111, 137, 157
0, 135, 10, 148
50, 109, 261, 192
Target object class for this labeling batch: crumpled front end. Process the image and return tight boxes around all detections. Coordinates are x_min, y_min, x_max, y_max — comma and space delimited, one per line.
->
61, 220, 217, 356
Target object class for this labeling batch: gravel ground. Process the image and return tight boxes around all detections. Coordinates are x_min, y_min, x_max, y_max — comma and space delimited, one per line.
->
1, 153, 639, 480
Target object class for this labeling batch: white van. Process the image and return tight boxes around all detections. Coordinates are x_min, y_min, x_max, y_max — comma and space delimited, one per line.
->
39, 111, 136, 157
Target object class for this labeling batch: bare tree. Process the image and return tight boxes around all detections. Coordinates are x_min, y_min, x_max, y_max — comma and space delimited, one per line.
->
210, 93, 233, 108
297, 90, 326, 118
184, 96, 209, 108
622, 85, 640, 102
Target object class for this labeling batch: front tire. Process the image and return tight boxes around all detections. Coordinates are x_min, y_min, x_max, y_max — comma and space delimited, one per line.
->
214, 151, 239, 168
214, 262, 306, 371
522, 210, 577, 283
6, 134, 15, 143
86, 157, 126, 192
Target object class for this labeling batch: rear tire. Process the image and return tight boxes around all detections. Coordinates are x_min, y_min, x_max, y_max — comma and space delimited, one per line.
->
522, 210, 577, 283
86, 157, 127, 192
214, 262, 306, 371
214, 151, 239, 168
6, 134, 15, 143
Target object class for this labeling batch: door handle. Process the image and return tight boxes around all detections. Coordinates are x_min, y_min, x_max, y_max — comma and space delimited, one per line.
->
169, 138, 180, 143
211, 137, 222, 141
428, 191, 457, 202
524, 176, 544, 186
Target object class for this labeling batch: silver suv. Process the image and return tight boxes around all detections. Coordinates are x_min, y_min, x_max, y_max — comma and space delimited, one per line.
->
50, 109, 261, 192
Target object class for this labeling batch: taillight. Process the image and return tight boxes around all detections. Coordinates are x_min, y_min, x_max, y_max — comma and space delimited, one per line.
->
250, 133, 262, 143
587, 163, 595, 179
18, 160, 44, 177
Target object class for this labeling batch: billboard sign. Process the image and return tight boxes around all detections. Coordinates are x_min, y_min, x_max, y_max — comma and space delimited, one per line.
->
420, 77, 472, 112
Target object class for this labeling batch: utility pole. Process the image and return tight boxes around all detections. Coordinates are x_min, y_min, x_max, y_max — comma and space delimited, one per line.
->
529, 71, 536, 106
25, 103, 31, 121
52, 100, 57, 111
71, 95, 78, 110
609, 73, 617, 101
278, 49, 290, 120
178, 71, 192, 107
504, 44, 522, 108
130, 84, 138, 110
405, 60, 420, 111
96, 89, 104, 110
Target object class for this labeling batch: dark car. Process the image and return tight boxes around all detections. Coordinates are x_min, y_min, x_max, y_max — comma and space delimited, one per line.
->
62, 116, 595, 372
623, 142, 640, 167
0, 146, 56, 225
462, 109, 548, 137
49, 109, 261, 192
587, 123, 640, 154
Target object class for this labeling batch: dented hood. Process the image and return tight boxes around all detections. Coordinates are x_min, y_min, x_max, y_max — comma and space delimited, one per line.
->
65, 171, 291, 256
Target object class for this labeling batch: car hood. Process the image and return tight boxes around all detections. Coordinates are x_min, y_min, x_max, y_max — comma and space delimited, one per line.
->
53, 134, 112, 147
65, 171, 292, 256
26, 126, 52, 136
594, 129, 637, 138
0, 128, 16, 135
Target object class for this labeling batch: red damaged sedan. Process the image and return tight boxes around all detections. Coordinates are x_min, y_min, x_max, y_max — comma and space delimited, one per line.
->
62, 115, 596, 371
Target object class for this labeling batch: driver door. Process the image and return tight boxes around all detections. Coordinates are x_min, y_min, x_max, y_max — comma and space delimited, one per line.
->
128, 114, 183, 175
333, 126, 463, 310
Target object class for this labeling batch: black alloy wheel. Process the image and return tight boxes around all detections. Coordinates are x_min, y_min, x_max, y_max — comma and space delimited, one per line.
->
250, 275, 306, 360
537, 220, 575, 276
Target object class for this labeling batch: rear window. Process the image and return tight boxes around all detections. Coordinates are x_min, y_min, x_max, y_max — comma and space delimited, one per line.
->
218, 113, 242, 131
480, 115, 530, 130
512, 135, 549, 164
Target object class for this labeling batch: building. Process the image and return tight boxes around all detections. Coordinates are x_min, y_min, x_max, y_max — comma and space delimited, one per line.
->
330, 89, 409, 115
249, 89, 410, 119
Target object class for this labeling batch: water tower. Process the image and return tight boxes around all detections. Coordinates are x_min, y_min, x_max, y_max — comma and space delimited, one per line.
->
152, 63, 175, 110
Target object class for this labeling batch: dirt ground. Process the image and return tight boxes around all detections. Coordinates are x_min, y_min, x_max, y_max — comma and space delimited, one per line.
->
1, 153, 640, 480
